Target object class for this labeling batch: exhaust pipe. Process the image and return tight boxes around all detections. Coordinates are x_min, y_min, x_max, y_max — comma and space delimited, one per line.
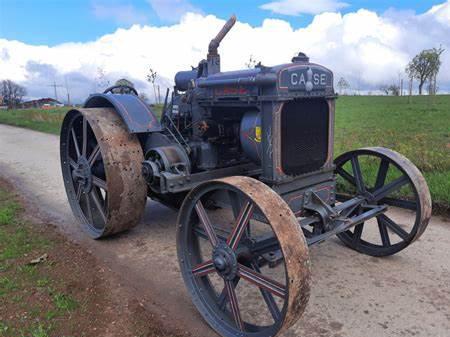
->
207, 15, 237, 74
208, 14, 236, 56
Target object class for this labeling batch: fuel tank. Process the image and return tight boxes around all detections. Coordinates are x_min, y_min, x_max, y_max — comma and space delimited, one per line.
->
240, 110, 262, 164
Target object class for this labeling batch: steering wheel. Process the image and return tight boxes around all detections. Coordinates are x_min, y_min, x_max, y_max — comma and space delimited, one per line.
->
103, 85, 138, 96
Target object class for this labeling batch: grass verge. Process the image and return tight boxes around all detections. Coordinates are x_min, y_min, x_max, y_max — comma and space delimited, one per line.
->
0, 180, 187, 337
0, 105, 163, 135
0, 108, 68, 135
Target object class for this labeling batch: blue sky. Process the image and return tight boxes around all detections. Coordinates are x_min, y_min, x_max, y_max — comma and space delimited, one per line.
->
0, 0, 446, 45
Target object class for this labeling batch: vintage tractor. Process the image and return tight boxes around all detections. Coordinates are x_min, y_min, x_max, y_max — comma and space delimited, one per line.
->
60, 15, 432, 337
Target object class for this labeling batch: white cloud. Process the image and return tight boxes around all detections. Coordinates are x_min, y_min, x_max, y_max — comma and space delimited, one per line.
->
260, 0, 349, 16
147, 0, 201, 22
1, 2, 449, 102
427, 1, 450, 26
92, 2, 148, 25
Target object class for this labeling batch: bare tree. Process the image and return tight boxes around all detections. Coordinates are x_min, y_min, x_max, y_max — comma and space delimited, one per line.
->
397, 72, 404, 96
427, 69, 440, 96
379, 85, 389, 95
408, 77, 413, 103
95, 67, 110, 91
355, 76, 362, 95
146, 68, 158, 104
1, 79, 27, 109
379, 84, 400, 96
245, 55, 260, 69
337, 77, 350, 95
405, 47, 444, 95
388, 84, 400, 96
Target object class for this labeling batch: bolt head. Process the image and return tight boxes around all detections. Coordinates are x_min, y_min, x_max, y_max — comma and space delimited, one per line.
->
213, 256, 227, 271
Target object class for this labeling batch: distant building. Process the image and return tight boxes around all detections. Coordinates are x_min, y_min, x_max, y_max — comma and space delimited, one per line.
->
0, 95, 6, 109
22, 98, 63, 109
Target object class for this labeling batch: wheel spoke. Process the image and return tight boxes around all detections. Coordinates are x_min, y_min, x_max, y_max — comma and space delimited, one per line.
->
374, 159, 389, 189
336, 166, 356, 186
192, 260, 215, 277
227, 201, 254, 251
69, 157, 77, 170
377, 218, 391, 247
84, 193, 94, 224
377, 214, 409, 240
225, 280, 244, 331
82, 116, 87, 157
373, 175, 409, 201
380, 197, 417, 211
351, 156, 365, 193
237, 264, 286, 299
88, 144, 101, 167
195, 201, 219, 247
75, 183, 82, 201
71, 128, 81, 159
251, 262, 281, 321
352, 223, 364, 245
217, 277, 239, 310
92, 175, 107, 191
228, 190, 252, 238
90, 189, 107, 223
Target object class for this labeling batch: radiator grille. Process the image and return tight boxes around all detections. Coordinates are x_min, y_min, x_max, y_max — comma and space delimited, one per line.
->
281, 99, 329, 175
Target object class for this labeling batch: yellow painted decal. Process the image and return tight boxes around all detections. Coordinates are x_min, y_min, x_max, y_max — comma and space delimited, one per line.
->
255, 126, 262, 143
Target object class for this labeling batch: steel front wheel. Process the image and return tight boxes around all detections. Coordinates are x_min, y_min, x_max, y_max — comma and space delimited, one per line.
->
177, 176, 311, 337
60, 108, 147, 238
334, 147, 432, 256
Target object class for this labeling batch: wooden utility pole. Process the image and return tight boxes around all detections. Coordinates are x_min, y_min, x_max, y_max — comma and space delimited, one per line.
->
48, 80, 63, 102
408, 78, 413, 103
65, 77, 71, 106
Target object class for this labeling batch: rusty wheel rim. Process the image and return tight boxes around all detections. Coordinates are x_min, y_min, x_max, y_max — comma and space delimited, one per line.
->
177, 176, 310, 337
60, 108, 147, 238
335, 147, 432, 256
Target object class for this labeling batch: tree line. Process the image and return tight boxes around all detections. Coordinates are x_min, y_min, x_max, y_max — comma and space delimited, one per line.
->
337, 47, 445, 96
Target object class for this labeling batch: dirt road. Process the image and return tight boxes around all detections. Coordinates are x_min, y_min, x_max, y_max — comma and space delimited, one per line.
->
1, 124, 449, 337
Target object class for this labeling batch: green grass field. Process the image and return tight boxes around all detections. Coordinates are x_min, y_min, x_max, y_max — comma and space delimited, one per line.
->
0, 96, 448, 211
335, 95, 450, 211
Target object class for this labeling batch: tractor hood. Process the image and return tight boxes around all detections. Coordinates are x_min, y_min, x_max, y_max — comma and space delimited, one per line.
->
193, 52, 335, 100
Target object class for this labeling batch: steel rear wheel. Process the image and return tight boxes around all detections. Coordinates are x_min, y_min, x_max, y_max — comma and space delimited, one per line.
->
60, 108, 147, 238
334, 147, 432, 256
177, 176, 310, 337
